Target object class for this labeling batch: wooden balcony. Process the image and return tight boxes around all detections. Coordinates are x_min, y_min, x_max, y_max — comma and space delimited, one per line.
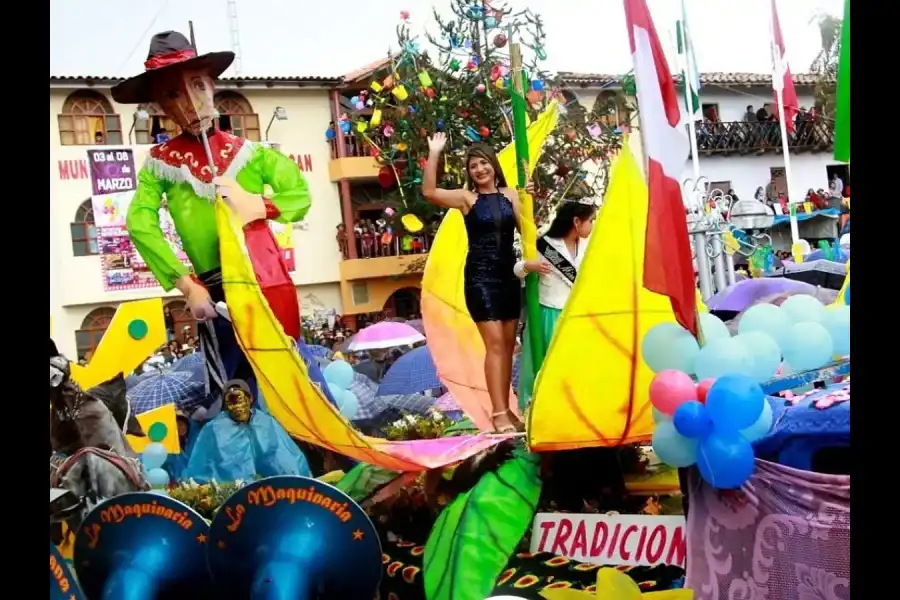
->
327, 135, 385, 182
692, 119, 834, 157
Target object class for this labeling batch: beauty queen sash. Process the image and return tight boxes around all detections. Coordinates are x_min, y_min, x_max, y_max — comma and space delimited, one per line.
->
536, 237, 577, 286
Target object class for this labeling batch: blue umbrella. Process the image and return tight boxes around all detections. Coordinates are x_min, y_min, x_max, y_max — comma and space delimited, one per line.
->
350, 371, 378, 406
127, 370, 205, 415
171, 353, 205, 379
378, 393, 434, 416
306, 345, 333, 359
377, 346, 442, 396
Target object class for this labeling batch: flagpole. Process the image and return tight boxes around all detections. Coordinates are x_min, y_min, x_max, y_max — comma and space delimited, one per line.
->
769, 3, 801, 246
677, 9, 716, 299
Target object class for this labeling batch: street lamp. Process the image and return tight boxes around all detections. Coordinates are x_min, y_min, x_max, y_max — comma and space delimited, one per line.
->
265, 106, 289, 141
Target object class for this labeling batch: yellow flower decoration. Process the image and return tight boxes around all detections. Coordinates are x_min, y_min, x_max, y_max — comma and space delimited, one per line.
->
539, 568, 693, 600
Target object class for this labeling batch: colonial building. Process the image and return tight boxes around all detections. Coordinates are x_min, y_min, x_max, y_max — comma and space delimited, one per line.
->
50, 74, 345, 359
560, 71, 846, 201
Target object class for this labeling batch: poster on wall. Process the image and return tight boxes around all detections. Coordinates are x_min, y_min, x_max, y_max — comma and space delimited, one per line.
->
88, 148, 192, 291
88, 149, 296, 291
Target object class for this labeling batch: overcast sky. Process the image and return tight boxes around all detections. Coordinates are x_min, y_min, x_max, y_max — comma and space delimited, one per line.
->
49, 0, 843, 79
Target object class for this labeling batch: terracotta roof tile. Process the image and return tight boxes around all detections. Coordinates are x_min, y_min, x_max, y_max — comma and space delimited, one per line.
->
559, 71, 829, 87
342, 57, 393, 83
49, 75, 341, 86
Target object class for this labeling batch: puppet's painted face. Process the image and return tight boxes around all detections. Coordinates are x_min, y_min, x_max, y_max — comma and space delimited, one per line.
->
154, 69, 216, 135
224, 386, 252, 424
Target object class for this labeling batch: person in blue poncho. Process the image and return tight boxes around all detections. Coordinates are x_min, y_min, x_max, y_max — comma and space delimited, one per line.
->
183, 379, 311, 483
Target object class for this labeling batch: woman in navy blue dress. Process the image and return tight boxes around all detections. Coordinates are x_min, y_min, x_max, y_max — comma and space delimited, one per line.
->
422, 132, 549, 433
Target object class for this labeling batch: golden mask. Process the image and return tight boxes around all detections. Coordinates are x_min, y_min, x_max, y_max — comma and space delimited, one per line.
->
224, 385, 252, 424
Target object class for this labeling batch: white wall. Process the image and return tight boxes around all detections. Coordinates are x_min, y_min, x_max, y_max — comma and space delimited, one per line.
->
50, 85, 345, 356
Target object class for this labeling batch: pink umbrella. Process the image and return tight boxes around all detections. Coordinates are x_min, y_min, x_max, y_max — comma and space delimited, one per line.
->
346, 321, 425, 352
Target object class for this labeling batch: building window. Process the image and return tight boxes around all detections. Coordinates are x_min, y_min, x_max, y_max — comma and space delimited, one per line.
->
58, 90, 123, 146
134, 104, 181, 145
75, 307, 116, 361
215, 92, 261, 141
71, 199, 99, 257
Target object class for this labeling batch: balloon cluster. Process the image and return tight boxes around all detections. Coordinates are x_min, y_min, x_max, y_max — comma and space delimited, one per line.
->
141, 422, 172, 492
651, 372, 772, 489
642, 295, 850, 383
322, 360, 359, 420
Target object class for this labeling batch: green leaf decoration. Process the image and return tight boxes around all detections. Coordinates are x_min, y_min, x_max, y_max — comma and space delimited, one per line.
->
423, 452, 542, 600
335, 463, 399, 503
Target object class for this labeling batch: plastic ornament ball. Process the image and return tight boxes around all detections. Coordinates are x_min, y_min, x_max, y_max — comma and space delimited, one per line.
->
479, 126, 490, 137
532, 80, 545, 92
400, 10, 410, 20
449, 58, 461, 72
377, 167, 395, 189
484, 16, 497, 28
475, 83, 486, 94
493, 33, 507, 48
436, 119, 445, 131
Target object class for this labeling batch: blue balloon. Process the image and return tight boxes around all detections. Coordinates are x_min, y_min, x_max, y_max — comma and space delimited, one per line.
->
740, 400, 774, 443
738, 303, 791, 349
822, 306, 850, 356
146, 467, 170, 488
699, 312, 731, 344
325, 128, 336, 141
697, 431, 756, 489
350, 95, 360, 105
673, 401, 713, 439
734, 331, 782, 383
781, 322, 834, 371
339, 390, 359, 421
694, 337, 753, 381
323, 360, 355, 390
340, 120, 351, 134
532, 80, 545, 91
652, 407, 671, 423
327, 382, 344, 403
706, 374, 764, 431
652, 420, 699, 468
141, 442, 169, 470
641, 322, 700, 374
780, 294, 827, 325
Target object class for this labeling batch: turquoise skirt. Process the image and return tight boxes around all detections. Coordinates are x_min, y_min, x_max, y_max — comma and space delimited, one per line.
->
517, 305, 563, 412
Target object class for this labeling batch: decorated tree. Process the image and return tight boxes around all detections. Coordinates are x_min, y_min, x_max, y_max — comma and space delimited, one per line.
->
346, 1, 628, 228
809, 12, 842, 116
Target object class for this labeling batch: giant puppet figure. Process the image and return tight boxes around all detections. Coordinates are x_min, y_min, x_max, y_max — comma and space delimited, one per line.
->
112, 31, 307, 398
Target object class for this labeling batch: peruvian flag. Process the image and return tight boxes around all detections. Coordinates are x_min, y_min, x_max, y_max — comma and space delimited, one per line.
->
770, 0, 798, 133
624, 0, 697, 337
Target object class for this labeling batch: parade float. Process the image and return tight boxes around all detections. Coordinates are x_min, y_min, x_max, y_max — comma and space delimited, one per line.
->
51, 0, 850, 598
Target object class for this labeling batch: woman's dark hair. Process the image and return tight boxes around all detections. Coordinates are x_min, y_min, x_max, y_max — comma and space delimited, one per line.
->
464, 144, 507, 191
544, 201, 597, 239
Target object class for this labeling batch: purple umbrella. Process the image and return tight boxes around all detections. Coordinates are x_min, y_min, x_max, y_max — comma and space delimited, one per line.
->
706, 278, 825, 312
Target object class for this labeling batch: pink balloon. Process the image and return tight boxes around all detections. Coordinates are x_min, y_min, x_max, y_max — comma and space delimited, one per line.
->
650, 370, 697, 415
696, 378, 716, 404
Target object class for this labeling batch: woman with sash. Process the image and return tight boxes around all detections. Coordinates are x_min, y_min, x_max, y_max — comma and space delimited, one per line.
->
515, 197, 597, 410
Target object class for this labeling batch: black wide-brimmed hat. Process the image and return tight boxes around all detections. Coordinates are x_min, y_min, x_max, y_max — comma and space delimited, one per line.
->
111, 31, 234, 104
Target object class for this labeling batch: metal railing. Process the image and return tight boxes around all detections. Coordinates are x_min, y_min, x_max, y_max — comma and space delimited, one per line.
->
339, 230, 433, 260
693, 118, 834, 156
328, 133, 386, 159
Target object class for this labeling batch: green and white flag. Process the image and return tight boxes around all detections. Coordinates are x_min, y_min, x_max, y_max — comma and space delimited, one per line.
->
833, 0, 850, 162
676, 1, 701, 120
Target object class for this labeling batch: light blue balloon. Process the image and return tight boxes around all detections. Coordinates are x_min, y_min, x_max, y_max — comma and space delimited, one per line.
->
780, 294, 827, 325
822, 306, 850, 356
694, 337, 753, 381
738, 303, 791, 349
141, 442, 168, 470
327, 382, 345, 403
652, 407, 671, 423
339, 390, 359, 421
734, 331, 782, 383
323, 360, 354, 390
699, 312, 731, 344
652, 420, 699, 468
641, 322, 700, 374
697, 431, 756, 489
146, 467, 170, 488
781, 322, 834, 371
740, 400, 774, 443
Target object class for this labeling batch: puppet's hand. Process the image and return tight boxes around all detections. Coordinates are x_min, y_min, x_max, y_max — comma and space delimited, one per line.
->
214, 176, 266, 225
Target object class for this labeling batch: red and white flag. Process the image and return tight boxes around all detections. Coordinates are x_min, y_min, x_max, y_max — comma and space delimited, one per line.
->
623, 0, 697, 337
770, 0, 798, 133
